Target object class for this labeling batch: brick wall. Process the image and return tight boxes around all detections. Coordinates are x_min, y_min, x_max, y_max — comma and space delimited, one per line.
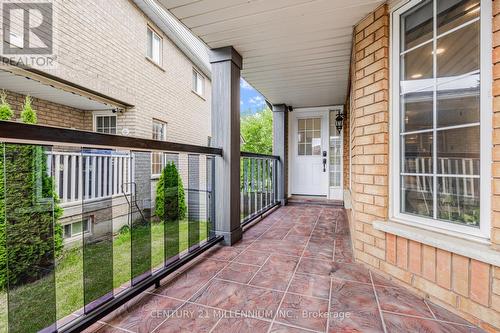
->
493, 0, 500, 252
19, 0, 212, 146
348, 4, 500, 331
3, 90, 92, 130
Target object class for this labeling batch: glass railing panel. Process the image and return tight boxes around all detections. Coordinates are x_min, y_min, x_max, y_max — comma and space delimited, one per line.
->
82, 149, 115, 313
188, 154, 201, 252
129, 151, 152, 286
3, 143, 57, 333
0, 121, 222, 332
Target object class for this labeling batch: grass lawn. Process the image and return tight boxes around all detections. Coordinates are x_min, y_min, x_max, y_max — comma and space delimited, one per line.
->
0, 220, 209, 333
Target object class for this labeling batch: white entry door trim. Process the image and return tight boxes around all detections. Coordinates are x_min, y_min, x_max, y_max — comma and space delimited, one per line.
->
290, 108, 330, 197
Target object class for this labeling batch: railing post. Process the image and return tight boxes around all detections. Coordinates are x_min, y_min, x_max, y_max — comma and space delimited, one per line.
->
272, 104, 289, 206
210, 46, 243, 245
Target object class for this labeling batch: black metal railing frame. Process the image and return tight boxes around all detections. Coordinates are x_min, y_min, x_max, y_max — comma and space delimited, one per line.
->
0, 121, 223, 333
240, 151, 280, 226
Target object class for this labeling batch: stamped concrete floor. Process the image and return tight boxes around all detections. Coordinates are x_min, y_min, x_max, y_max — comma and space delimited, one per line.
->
87, 205, 486, 333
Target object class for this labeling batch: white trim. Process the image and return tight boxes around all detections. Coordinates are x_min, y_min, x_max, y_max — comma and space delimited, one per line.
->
93, 111, 117, 134
289, 106, 341, 198
373, 221, 499, 264
329, 106, 345, 200
147, 25, 163, 66
192, 68, 205, 98
389, 0, 492, 240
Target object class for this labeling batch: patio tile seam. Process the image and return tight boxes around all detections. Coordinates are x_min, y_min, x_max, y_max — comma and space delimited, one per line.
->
326, 276, 334, 333
207, 314, 225, 333
99, 321, 134, 333
148, 213, 281, 333
247, 248, 338, 264
266, 208, 324, 333
213, 277, 328, 301
332, 239, 336, 262
246, 255, 273, 285
330, 275, 401, 289
147, 289, 323, 333
423, 299, 437, 320
369, 271, 388, 333
381, 310, 477, 328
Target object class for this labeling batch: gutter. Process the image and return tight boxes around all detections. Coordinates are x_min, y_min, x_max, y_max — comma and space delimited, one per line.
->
132, 0, 212, 79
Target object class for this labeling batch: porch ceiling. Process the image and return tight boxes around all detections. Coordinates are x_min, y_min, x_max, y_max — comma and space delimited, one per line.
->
157, 0, 384, 108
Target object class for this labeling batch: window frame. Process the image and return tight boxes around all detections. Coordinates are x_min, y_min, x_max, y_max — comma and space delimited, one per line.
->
63, 217, 92, 240
93, 112, 117, 135
192, 68, 205, 97
147, 26, 163, 66
389, 0, 492, 242
151, 119, 168, 176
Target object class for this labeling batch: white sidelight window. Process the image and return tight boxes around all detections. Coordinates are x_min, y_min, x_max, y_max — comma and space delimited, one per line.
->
94, 114, 117, 134
192, 69, 205, 96
147, 26, 162, 65
391, 0, 491, 240
152, 119, 167, 175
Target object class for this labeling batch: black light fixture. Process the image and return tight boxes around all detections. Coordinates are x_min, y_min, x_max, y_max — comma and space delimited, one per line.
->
335, 109, 344, 134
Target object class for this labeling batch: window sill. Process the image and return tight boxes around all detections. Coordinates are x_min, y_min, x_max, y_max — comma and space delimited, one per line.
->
191, 90, 206, 100
373, 220, 500, 267
146, 57, 165, 72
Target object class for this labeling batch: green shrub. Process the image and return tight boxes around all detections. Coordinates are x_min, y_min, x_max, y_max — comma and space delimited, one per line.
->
155, 162, 186, 221
0, 91, 13, 121
0, 96, 63, 289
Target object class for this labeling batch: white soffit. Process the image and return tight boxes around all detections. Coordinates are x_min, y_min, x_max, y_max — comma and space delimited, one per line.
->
0, 70, 114, 111
157, 0, 384, 108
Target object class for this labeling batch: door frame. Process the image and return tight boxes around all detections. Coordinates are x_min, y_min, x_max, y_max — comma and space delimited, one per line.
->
288, 106, 344, 199
288, 107, 330, 197
328, 105, 345, 201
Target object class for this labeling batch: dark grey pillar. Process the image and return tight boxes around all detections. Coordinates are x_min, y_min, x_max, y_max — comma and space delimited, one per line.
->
273, 104, 289, 205
210, 46, 242, 245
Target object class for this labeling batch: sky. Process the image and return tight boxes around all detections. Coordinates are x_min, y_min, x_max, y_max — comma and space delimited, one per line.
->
240, 78, 266, 115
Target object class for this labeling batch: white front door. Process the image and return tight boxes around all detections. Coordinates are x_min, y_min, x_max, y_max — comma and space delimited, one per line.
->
291, 110, 329, 196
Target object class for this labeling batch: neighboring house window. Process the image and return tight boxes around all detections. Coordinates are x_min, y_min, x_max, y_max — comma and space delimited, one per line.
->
64, 217, 91, 239
152, 119, 167, 175
192, 69, 205, 96
392, 0, 490, 239
147, 26, 162, 65
94, 114, 117, 134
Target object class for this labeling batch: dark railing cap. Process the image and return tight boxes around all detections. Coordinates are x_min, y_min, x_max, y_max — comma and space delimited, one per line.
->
0, 121, 222, 156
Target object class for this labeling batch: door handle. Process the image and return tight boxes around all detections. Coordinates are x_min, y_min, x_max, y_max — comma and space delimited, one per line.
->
322, 151, 327, 172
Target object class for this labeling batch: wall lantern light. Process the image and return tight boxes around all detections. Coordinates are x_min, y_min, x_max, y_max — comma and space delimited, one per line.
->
335, 110, 344, 134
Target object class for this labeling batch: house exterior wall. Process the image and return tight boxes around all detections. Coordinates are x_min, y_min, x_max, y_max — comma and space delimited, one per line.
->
34, 0, 211, 145
3, 90, 92, 130
347, 3, 500, 331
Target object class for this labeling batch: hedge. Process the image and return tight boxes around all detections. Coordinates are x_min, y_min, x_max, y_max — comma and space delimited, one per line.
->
0, 96, 63, 289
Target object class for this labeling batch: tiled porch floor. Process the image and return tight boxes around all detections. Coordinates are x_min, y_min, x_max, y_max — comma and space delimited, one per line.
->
89, 205, 485, 333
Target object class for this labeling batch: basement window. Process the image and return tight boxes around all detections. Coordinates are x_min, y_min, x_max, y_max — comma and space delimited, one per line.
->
64, 217, 91, 239
391, 0, 491, 240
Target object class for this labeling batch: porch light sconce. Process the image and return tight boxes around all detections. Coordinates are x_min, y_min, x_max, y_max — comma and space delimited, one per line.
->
335, 110, 344, 134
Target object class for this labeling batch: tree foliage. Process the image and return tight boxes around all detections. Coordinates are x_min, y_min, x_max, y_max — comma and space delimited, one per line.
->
155, 162, 186, 221
0, 95, 63, 289
241, 107, 273, 155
